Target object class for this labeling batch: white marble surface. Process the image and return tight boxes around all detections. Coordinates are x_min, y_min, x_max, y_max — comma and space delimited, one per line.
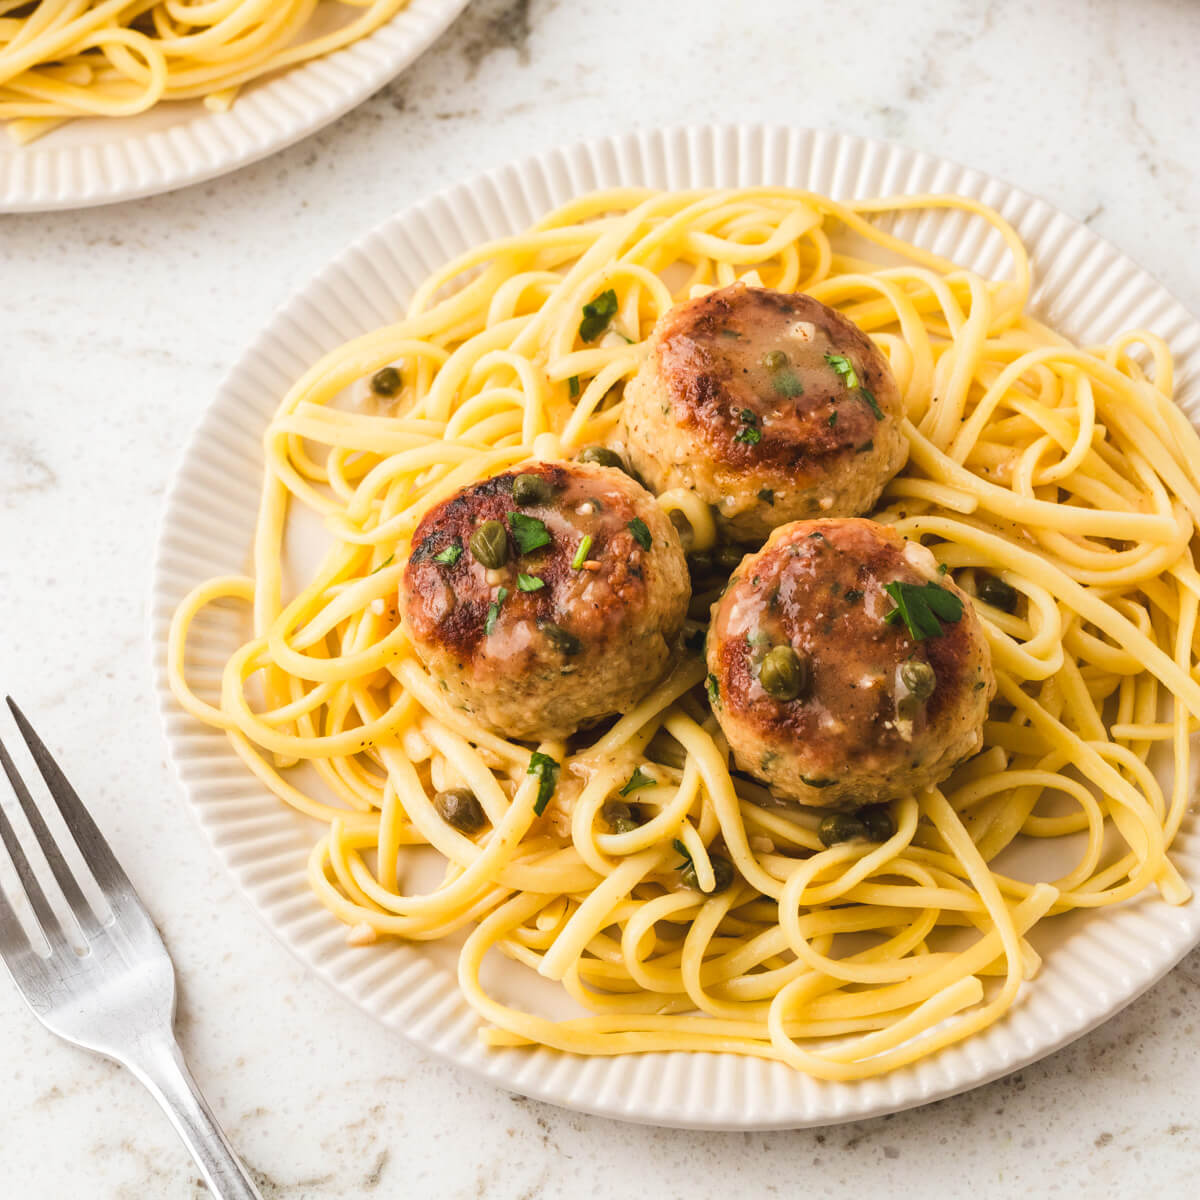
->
2, 1, 1200, 1196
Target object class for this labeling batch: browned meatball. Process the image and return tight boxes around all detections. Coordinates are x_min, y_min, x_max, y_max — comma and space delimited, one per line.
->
705, 518, 994, 808
621, 284, 907, 542
401, 461, 689, 741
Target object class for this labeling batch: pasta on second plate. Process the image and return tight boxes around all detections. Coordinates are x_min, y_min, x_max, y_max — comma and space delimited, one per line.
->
0, 0, 408, 144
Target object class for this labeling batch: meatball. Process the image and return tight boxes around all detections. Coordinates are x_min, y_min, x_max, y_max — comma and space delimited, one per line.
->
401, 461, 689, 741
621, 283, 908, 543
705, 518, 994, 809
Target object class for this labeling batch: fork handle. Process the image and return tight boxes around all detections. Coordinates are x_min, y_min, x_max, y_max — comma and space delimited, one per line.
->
127, 1036, 264, 1200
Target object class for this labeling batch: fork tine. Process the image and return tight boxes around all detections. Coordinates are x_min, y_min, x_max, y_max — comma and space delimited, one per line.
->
5, 699, 132, 908
0, 722, 103, 939
0, 861, 38, 966
0, 747, 72, 954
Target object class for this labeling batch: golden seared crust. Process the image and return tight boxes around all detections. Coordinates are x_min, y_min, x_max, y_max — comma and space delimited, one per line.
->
706, 518, 994, 808
657, 286, 893, 469
621, 284, 908, 542
405, 463, 653, 661
402, 461, 689, 740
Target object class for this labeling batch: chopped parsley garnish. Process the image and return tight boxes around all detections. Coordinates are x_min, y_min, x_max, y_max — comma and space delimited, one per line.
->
628, 517, 652, 550
507, 511, 551, 554
571, 534, 593, 570
432, 544, 461, 566
844, 588, 864, 604
757, 488, 775, 505
616, 331, 635, 344
579, 289, 618, 342
735, 408, 763, 445
517, 573, 545, 592
883, 580, 964, 641
827, 410, 838, 427
484, 586, 509, 635
619, 767, 655, 796
568, 375, 581, 398
370, 553, 395, 573
673, 839, 694, 869
937, 562, 949, 575
529, 751, 560, 816
860, 386, 884, 420
772, 369, 803, 398
825, 352, 859, 389
705, 673, 720, 704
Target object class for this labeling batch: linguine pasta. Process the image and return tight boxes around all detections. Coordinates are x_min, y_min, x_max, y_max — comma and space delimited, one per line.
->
169, 187, 1200, 1079
0, 0, 408, 144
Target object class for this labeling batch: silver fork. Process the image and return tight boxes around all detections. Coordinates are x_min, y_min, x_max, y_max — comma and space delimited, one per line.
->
0, 699, 262, 1199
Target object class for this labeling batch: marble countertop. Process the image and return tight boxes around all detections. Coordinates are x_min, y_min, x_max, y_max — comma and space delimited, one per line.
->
3, 0, 1199, 1195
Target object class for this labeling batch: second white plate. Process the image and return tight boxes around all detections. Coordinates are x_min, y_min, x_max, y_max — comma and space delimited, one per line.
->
150, 124, 1200, 1129
0, 0, 469, 213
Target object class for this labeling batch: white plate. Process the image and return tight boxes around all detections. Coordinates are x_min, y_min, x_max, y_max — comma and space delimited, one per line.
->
149, 125, 1200, 1129
0, 0, 469, 213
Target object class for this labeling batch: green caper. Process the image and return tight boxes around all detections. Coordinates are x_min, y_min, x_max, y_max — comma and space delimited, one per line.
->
758, 645, 809, 701
681, 852, 735, 894
900, 660, 936, 701
601, 799, 640, 834
576, 445, 626, 471
977, 574, 1018, 613
511, 472, 553, 507
818, 812, 869, 847
542, 622, 582, 656
714, 544, 744, 573
469, 520, 509, 569
370, 365, 402, 396
434, 787, 486, 833
761, 349, 789, 372
859, 804, 895, 842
